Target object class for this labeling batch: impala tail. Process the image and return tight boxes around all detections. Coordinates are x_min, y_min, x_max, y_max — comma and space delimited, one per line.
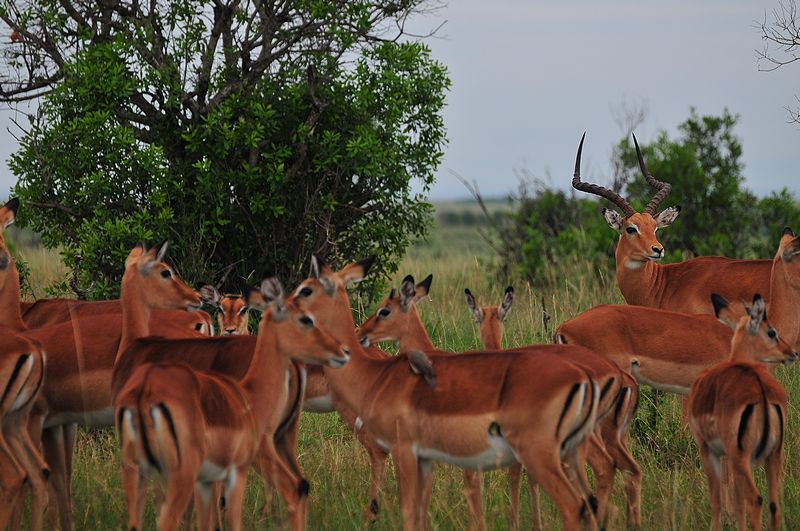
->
117, 364, 194, 473
1, 349, 44, 415
737, 371, 784, 463
557, 372, 598, 458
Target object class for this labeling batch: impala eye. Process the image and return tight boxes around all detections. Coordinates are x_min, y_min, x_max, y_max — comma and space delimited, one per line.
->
238, 307, 248, 315
299, 287, 313, 297
768, 329, 777, 340
378, 308, 391, 318
299, 315, 314, 327
625, 227, 637, 235
160, 269, 172, 278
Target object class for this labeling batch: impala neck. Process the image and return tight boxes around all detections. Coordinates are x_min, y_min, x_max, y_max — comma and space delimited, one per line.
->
0, 258, 27, 332
396, 306, 436, 353
615, 240, 661, 306
768, 254, 799, 348
117, 272, 153, 364
480, 321, 503, 350
240, 315, 287, 415
321, 291, 391, 416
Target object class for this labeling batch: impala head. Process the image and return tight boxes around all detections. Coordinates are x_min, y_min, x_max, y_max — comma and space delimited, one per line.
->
260, 277, 350, 368
464, 286, 513, 349
123, 242, 202, 312
573, 133, 680, 267
215, 291, 252, 335
712, 293, 797, 365
0, 198, 19, 288
290, 255, 375, 351
775, 227, 800, 289
357, 274, 432, 347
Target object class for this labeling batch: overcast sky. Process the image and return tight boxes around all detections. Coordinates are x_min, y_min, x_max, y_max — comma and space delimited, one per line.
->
0, 0, 797, 201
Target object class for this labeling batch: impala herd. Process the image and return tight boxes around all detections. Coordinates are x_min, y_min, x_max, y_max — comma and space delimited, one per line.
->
0, 134, 798, 530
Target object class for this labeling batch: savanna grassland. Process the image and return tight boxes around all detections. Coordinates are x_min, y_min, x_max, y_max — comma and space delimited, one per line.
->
8, 203, 800, 530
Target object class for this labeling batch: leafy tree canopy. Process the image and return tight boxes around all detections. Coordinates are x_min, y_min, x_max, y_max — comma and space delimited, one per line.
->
2, 0, 450, 298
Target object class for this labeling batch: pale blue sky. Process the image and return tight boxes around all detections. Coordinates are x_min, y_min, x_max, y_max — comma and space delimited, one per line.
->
0, 0, 797, 200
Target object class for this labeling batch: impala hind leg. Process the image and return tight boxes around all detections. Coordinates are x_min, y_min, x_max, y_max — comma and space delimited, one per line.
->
516, 444, 594, 531
41, 425, 73, 531
223, 466, 249, 531
193, 482, 216, 531
730, 457, 761, 531
0, 445, 26, 530
586, 434, 615, 528
527, 479, 543, 531
507, 464, 522, 531
766, 442, 784, 531
601, 427, 642, 529
156, 471, 196, 531
697, 442, 723, 531
5, 422, 49, 531
260, 439, 308, 530
275, 418, 309, 526
462, 469, 485, 531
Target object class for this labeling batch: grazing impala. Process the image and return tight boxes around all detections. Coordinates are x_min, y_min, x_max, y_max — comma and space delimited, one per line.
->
688, 294, 795, 531
296, 258, 602, 531
573, 133, 771, 314
114, 251, 348, 530
360, 277, 640, 529
0, 198, 49, 530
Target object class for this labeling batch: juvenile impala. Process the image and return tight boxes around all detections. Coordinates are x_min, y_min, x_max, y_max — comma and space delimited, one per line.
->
688, 294, 795, 531
297, 258, 602, 531
573, 133, 771, 314
360, 277, 640, 529
114, 252, 348, 530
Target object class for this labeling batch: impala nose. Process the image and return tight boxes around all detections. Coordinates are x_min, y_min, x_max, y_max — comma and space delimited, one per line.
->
651, 246, 663, 257
224, 328, 237, 335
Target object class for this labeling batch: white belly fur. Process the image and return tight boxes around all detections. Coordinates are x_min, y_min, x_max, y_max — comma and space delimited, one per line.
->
414, 434, 518, 471
45, 407, 115, 428
304, 394, 335, 413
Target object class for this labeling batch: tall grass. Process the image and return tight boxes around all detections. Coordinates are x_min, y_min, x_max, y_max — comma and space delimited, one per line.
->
10, 222, 800, 529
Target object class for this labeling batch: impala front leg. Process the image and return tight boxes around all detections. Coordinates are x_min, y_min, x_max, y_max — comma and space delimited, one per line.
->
391, 442, 421, 531
462, 469, 485, 531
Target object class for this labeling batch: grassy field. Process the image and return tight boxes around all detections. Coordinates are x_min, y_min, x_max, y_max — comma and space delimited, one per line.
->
8, 211, 800, 530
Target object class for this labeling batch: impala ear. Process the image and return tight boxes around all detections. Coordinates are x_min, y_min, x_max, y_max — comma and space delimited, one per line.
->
155, 240, 169, 262
602, 208, 624, 232
711, 293, 737, 330
243, 285, 268, 310
125, 245, 145, 269
310, 255, 323, 278
0, 198, 19, 228
655, 206, 681, 228
497, 286, 514, 322
780, 228, 800, 262
138, 244, 161, 275
198, 285, 221, 306
261, 277, 286, 320
337, 256, 375, 287
415, 274, 433, 301
747, 293, 766, 335
408, 350, 436, 388
399, 275, 416, 311
464, 288, 483, 323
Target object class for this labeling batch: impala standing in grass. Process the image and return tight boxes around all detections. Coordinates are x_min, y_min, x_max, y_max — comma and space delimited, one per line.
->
688, 294, 795, 531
